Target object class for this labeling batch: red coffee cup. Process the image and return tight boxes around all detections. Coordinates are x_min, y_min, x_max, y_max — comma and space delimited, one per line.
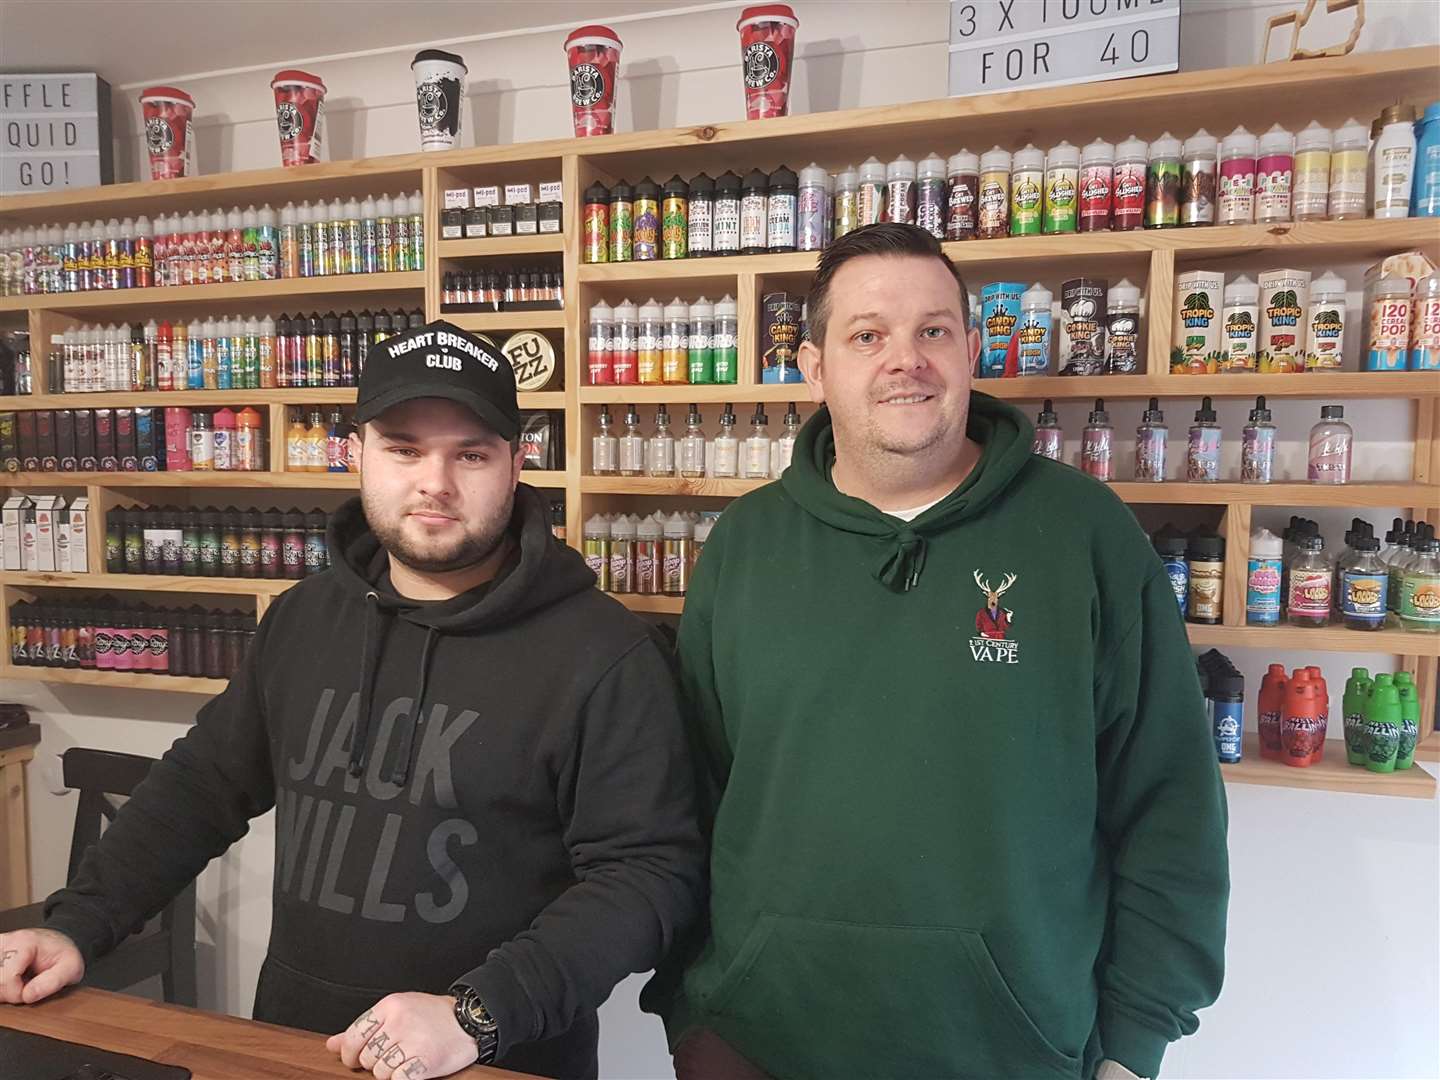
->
270, 70, 328, 167
564, 25, 622, 138
737, 4, 798, 120
139, 87, 196, 181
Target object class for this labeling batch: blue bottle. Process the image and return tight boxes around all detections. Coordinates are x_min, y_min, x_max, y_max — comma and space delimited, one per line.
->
1153, 525, 1189, 617
1210, 668, 1245, 764
1411, 101, 1440, 217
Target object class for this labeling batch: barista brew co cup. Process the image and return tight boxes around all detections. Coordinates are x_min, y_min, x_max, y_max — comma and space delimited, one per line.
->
411, 49, 467, 151
139, 86, 196, 180
270, 70, 327, 167
564, 25, 622, 137
737, 4, 799, 120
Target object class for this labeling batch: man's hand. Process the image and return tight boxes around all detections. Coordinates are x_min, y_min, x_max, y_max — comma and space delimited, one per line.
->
0, 928, 85, 1005
327, 992, 479, 1080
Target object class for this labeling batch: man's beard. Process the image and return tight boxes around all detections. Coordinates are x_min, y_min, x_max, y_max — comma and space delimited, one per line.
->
362, 488, 514, 573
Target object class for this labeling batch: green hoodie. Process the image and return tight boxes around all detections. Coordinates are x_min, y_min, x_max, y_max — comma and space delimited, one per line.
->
644, 394, 1229, 1079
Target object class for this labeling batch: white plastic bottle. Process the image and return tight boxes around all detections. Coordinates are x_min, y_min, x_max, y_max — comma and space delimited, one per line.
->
1372, 104, 1418, 219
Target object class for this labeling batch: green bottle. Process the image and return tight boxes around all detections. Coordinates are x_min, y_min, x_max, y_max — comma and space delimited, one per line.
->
1395, 671, 1420, 770
1361, 674, 1401, 774
1342, 666, 1372, 766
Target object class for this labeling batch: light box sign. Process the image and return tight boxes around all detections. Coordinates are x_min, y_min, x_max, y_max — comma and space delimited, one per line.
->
948, 0, 1180, 98
1, 73, 114, 194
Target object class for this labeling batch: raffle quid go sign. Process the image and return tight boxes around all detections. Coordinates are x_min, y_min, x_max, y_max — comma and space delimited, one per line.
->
1, 73, 114, 194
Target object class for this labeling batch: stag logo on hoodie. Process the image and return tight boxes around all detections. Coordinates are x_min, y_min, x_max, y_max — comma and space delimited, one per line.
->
969, 568, 1019, 664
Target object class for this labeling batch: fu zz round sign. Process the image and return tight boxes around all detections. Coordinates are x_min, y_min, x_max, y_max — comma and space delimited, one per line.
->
502, 331, 558, 391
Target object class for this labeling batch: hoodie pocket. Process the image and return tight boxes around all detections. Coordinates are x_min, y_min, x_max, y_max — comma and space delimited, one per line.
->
706, 914, 1080, 1080
253, 954, 399, 1036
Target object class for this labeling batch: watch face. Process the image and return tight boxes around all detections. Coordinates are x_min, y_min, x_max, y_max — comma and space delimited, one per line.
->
466, 994, 499, 1033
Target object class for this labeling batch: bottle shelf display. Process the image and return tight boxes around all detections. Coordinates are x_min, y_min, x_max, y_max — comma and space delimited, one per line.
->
2, 46, 1438, 794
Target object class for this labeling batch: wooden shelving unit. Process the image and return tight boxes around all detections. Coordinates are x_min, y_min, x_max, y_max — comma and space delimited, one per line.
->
3, 46, 1437, 796
1221, 735, 1435, 799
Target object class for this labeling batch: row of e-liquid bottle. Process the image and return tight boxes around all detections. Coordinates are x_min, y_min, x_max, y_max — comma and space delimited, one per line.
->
8, 598, 255, 681
51, 309, 419, 394
1249, 516, 1440, 633
1153, 525, 1227, 625
592, 403, 801, 480
105, 504, 331, 579
583, 511, 717, 597
1032, 396, 1354, 484
588, 298, 740, 385
1338, 667, 1423, 774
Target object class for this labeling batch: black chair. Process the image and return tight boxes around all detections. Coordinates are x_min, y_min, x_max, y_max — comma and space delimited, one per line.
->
0, 748, 197, 1006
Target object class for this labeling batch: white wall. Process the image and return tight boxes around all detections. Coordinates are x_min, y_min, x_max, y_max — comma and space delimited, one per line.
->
12, 2, 1439, 1078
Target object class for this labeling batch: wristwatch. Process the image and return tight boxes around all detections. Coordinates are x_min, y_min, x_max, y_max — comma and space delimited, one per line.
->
449, 982, 500, 1065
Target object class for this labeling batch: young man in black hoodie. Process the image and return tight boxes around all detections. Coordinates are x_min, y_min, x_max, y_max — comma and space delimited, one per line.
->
0, 321, 705, 1080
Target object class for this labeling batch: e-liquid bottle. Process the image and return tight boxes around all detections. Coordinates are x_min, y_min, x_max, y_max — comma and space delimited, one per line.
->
1145, 132, 1182, 228
743, 408, 772, 479
583, 515, 611, 591
1016, 283, 1053, 377
712, 404, 739, 478
945, 150, 980, 241
1221, 275, 1260, 372
915, 152, 947, 239
1210, 668, 1245, 765
583, 181, 610, 264
1112, 136, 1148, 231
1308, 404, 1352, 483
713, 294, 738, 385
741, 168, 769, 254
633, 177, 661, 261
767, 165, 798, 251
679, 405, 707, 478
662, 298, 689, 384
1257, 124, 1295, 224
688, 172, 715, 256
1081, 398, 1114, 481
608, 514, 635, 595
1247, 527, 1284, 626
1186, 532, 1225, 624
1186, 396, 1222, 482
1287, 534, 1332, 627
977, 147, 1011, 239
1396, 672, 1421, 769
1398, 527, 1440, 633
637, 298, 664, 385
587, 299, 614, 385
1341, 535, 1389, 631
618, 406, 645, 477
1043, 140, 1080, 234
1327, 118, 1369, 220
1009, 144, 1044, 237
635, 514, 662, 595
833, 164, 860, 240
1241, 395, 1276, 483
771, 402, 801, 478
1078, 138, 1114, 232
609, 179, 634, 262
1292, 121, 1333, 221
1154, 525, 1189, 615
647, 407, 676, 477
1032, 399, 1063, 461
688, 296, 715, 384
712, 172, 741, 256
613, 298, 638, 385
1105, 279, 1141, 374
1180, 129, 1218, 226
1134, 397, 1167, 482
797, 163, 829, 250
884, 154, 917, 226
857, 156, 886, 227
1362, 675, 1402, 773
663, 513, 693, 597
662, 175, 689, 260
592, 405, 618, 475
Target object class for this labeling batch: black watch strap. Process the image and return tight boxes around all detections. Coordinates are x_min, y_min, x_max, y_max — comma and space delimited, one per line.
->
450, 983, 500, 1065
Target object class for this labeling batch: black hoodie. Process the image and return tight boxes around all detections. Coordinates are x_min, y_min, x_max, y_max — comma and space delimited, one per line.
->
43, 485, 706, 1079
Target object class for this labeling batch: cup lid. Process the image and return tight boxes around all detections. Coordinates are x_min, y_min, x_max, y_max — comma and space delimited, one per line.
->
412, 49, 467, 73
565, 25, 623, 50
737, 4, 799, 30
140, 86, 195, 107
271, 70, 326, 93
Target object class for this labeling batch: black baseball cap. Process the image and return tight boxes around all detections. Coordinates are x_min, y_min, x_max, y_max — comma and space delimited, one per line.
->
355, 319, 519, 440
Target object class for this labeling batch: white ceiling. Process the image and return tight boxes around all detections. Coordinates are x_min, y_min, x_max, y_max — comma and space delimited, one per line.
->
0, 0, 691, 87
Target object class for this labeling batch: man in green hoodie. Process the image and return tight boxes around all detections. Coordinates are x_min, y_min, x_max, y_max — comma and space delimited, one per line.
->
643, 223, 1229, 1080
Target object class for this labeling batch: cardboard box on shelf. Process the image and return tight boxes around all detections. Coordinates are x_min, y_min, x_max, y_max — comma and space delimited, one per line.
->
2, 494, 32, 570
59, 496, 89, 573
32, 494, 65, 572
20, 504, 38, 571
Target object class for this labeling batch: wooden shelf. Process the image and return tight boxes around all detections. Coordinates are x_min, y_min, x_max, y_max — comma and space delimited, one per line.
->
2, 663, 228, 695
519, 471, 567, 488
2, 572, 295, 596
1415, 732, 1440, 762
443, 310, 566, 332
437, 235, 566, 258
976, 372, 1440, 402
609, 593, 686, 615
577, 219, 1439, 285
1107, 482, 1433, 507
1187, 623, 1440, 657
0, 272, 426, 314
2, 471, 358, 488
0, 389, 565, 411
582, 475, 768, 497
1221, 734, 1436, 799
579, 385, 805, 405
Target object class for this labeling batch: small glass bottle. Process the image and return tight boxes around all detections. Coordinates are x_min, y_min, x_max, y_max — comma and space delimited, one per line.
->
618, 406, 646, 477
712, 404, 739, 478
646, 407, 676, 477
1031, 399, 1063, 461
1288, 534, 1332, 627
679, 405, 707, 479
743, 408, 772, 479
592, 405, 618, 475
1080, 398, 1113, 481
1186, 396, 1222, 482
1398, 529, 1440, 633
1134, 397, 1167, 482
1241, 396, 1276, 483
771, 403, 801, 478
1307, 404, 1352, 484
1341, 536, 1389, 631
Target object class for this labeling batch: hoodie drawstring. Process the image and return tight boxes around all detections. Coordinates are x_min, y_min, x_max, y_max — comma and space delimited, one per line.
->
348, 591, 391, 778
387, 627, 439, 786
876, 528, 928, 593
